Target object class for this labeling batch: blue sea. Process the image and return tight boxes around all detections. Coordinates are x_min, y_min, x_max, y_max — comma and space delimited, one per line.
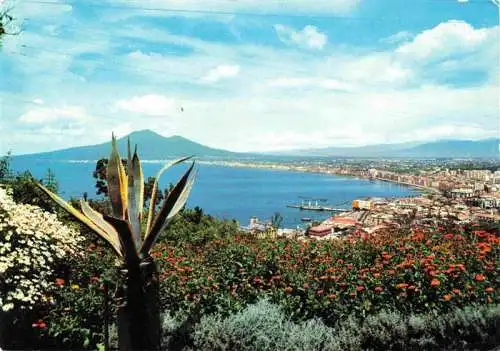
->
11, 159, 418, 228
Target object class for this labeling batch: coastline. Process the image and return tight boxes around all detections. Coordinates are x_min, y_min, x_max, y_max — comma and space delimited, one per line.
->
199, 160, 438, 195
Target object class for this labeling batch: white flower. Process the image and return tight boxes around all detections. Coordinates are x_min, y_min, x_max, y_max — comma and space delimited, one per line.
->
1, 303, 14, 312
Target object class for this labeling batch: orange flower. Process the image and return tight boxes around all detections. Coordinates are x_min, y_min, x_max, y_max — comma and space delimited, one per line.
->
430, 279, 440, 287
485, 287, 494, 293
475, 274, 486, 282
356, 285, 365, 292
55, 278, 65, 286
452, 288, 461, 295
396, 283, 409, 289
327, 293, 337, 299
284, 286, 293, 293
443, 294, 453, 301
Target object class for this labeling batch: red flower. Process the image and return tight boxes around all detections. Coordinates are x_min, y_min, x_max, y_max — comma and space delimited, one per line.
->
375, 286, 383, 293
443, 294, 453, 301
317, 289, 324, 296
303, 283, 309, 289
475, 274, 486, 282
430, 279, 440, 287
32, 320, 47, 329
55, 278, 65, 286
396, 283, 409, 289
327, 293, 337, 299
356, 285, 365, 292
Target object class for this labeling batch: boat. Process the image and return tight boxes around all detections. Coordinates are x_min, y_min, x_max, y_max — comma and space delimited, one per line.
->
301, 217, 312, 222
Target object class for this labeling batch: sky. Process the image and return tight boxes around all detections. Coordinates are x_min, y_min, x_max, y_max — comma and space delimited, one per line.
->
0, 0, 499, 154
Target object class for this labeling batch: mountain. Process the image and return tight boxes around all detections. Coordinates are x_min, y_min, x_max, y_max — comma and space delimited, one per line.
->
13, 131, 499, 160
15, 130, 240, 160
273, 139, 499, 158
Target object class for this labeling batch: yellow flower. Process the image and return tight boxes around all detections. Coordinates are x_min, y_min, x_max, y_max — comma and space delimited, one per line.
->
71, 284, 80, 290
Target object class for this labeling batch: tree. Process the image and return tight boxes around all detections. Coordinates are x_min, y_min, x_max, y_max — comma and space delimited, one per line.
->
38, 136, 196, 350
0, 150, 12, 181
0, 3, 20, 38
43, 168, 59, 193
270, 212, 283, 230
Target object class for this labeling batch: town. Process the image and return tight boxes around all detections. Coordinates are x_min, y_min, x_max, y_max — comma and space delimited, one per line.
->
238, 159, 500, 240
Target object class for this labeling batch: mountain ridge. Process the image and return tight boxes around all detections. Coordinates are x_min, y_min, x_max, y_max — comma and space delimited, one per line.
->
14, 130, 240, 160
12, 130, 499, 160
271, 138, 499, 158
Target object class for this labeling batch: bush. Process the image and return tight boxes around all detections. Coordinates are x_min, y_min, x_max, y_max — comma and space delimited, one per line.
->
155, 226, 499, 323
193, 300, 337, 351
0, 186, 84, 348
192, 300, 500, 351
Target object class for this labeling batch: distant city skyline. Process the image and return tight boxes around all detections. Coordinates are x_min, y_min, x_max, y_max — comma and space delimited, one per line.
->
1, 0, 499, 154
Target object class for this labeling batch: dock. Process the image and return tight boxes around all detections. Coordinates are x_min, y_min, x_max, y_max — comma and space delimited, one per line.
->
287, 198, 350, 212
286, 205, 349, 212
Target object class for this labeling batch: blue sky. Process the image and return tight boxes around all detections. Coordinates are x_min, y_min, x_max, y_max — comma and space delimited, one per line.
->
0, 0, 499, 154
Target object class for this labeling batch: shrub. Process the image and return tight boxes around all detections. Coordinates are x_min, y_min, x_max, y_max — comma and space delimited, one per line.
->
192, 300, 500, 351
0, 186, 84, 347
155, 226, 499, 323
193, 300, 336, 351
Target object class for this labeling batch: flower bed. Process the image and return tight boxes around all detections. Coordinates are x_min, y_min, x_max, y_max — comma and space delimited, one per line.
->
154, 226, 499, 323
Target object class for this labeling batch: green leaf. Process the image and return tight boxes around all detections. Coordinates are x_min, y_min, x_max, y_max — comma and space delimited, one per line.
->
127, 145, 144, 249
103, 215, 139, 266
80, 200, 123, 256
107, 133, 128, 219
141, 162, 196, 256
36, 182, 122, 256
145, 156, 193, 235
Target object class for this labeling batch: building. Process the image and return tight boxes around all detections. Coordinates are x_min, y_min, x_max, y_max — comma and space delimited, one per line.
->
308, 224, 334, 237
352, 199, 373, 211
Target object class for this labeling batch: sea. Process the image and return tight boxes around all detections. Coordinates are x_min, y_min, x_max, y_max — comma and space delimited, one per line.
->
10, 159, 419, 228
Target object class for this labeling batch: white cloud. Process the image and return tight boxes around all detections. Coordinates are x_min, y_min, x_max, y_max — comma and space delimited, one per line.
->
202, 65, 241, 83
274, 25, 328, 50
32, 98, 44, 105
115, 94, 179, 116
381, 31, 414, 44
268, 77, 355, 91
18, 106, 87, 125
396, 20, 495, 62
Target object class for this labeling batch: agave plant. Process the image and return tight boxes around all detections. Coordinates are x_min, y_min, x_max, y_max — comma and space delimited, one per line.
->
37, 134, 196, 351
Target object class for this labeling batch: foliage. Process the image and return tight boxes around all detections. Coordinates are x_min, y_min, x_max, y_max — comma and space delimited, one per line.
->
154, 225, 499, 323
192, 300, 500, 351
0, 187, 84, 314
0, 187, 84, 348
93, 158, 167, 208
0, 151, 12, 181
161, 207, 239, 246
36, 136, 196, 350
39, 242, 119, 349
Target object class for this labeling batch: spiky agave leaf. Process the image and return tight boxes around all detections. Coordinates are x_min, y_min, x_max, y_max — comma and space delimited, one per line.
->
36, 183, 123, 257
145, 156, 192, 235
127, 145, 144, 249
80, 200, 123, 256
140, 162, 196, 257
104, 215, 140, 266
107, 134, 128, 219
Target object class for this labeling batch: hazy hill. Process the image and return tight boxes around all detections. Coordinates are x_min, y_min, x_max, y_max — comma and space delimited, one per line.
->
274, 139, 499, 158
13, 131, 498, 160
15, 130, 239, 160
